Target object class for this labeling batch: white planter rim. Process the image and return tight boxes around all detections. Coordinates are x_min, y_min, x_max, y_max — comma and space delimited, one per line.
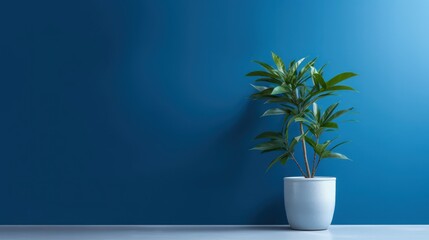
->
284, 176, 336, 181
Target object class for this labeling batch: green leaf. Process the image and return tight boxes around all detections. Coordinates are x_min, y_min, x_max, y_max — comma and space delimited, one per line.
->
266, 97, 294, 104
298, 85, 307, 98
328, 85, 356, 91
300, 58, 316, 73
271, 86, 287, 95
255, 131, 282, 139
301, 92, 335, 111
326, 108, 353, 122
294, 117, 312, 124
304, 136, 317, 149
323, 122, 338, 129
250, 84, 268, 92
330, 141, 350, 151
319, 140, 332, 152
288, 136, 299, 150
261, 147, 284, 154
255, 78, 283, 85
262, 108, 286, 117
318, 64, 327, 75
294, 132, 307, 142
271, 52, 285, 72
266, 159, 279, 172
266, 153, 289, 172
251, 141, 282, 151
253, 61, 275, 72
312, 102, 320, 121
323, 151, 350, 160
327, 72, 357, 86
251, 88, 274, 99
296, 57, 306, 67
310, 66, 318, 75
291, 57, 306, 75
246, 71, 277, 78
322, 103, 340, 122
312, 72, 327, 88
306, 123, 318, 136
280, 103, 296, 110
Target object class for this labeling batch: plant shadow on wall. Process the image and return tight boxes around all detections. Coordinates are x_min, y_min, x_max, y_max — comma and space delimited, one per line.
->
249, 126, 302, 225
204, 102, 259, 181
186, 101, 262, 217
211, 101, 301, 224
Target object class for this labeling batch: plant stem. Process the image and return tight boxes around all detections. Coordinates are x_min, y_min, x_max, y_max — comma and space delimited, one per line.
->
312, 155, 322, 177
311, 137, 319, 177
291, 153, 307, 177
300, 123, 311, 178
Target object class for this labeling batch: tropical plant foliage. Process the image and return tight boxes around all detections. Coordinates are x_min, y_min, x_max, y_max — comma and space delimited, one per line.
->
248, 52, 357, 178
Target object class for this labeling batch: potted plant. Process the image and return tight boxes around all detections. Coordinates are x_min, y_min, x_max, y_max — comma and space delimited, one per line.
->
247, 52, 357, 230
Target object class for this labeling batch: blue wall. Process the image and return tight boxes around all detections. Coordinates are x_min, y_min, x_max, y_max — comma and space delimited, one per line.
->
0, 0, 428, 224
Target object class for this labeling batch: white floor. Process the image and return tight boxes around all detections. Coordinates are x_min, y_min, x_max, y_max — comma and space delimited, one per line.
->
0, 225, 428, 240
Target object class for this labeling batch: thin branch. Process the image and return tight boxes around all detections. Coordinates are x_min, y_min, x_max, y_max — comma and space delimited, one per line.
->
281, 116, 288, 136
291, 153, 307, 177
312, 154, 323, 177
300, 123, 312, 178
311, 136, 319, 177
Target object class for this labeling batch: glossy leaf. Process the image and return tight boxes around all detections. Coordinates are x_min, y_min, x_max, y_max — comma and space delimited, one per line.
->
327, 72, 357, 86
253, 61, 275, 73
246, 71, 277, 78
255, 131, 282, 139
330, 141, 350, 151
328, 85, 356, 91
326, 108, 353, 122
304, 136, 317, 149
271, 52, 285, 72
255, 78, 283, 85
323, 122, 338, 129
266, 97, 294, 104
293, 131, 307, 142
266, 153, 289, 172
271, 86, 287, 95
261, 108, 286, 117
322, 151, 350, 160
322, 103, 340, 122
251, 141, 281, 151
250, 84, 268, 92
312, 72, 326, 88
251, 88, 274, 99
294, 117, 311, 124
312, 102, 320, 120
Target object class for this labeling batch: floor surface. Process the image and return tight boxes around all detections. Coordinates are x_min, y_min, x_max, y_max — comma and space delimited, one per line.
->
0, 225, 427, 239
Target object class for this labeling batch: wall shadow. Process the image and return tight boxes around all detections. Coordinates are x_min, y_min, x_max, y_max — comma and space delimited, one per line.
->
251, 195, 287, 225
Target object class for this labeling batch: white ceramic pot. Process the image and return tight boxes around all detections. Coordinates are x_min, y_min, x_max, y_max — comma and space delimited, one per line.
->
284, 177, 336, 230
